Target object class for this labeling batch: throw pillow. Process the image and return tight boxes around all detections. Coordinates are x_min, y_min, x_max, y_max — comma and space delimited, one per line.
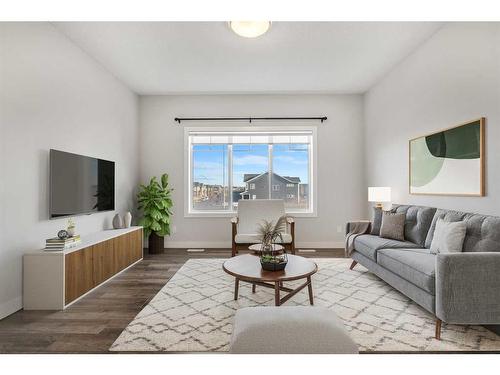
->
430, 218, 466, 254
370, 207, 383, 235
379, 212, 406, 241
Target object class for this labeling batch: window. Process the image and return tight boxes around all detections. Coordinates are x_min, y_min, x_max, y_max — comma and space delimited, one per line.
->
186, 128, 315, 216
272, 143, 309, 209
191, 144, 229, 211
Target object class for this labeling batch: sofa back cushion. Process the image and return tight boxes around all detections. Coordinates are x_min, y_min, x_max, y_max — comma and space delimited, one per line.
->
370, 207, 383, 235
392, 205, 436, 247
425, 209, 500, 252
461, 214, 500, 252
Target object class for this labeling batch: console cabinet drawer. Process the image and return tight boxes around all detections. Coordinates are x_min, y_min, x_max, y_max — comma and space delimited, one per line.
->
65, 246, 94, 304
92, 239, 116, 286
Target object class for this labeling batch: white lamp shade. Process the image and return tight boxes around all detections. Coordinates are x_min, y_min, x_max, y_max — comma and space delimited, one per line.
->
368, 187, 391, 203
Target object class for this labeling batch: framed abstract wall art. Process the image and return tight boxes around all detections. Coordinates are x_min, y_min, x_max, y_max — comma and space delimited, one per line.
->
409, 118, 485, 196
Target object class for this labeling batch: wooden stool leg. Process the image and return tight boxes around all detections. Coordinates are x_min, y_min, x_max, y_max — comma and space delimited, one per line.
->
435, 318, 442, 340
275, 282, 280, 306
234, 279, 239, 300
307, 276, 314, 305
252, 283, 256, 293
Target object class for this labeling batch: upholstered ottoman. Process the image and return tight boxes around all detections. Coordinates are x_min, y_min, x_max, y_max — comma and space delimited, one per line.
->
229, 306, 358, 354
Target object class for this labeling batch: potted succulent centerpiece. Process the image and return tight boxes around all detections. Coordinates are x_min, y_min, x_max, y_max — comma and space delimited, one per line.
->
137, 173, 173, 254
258, 215, 288, 271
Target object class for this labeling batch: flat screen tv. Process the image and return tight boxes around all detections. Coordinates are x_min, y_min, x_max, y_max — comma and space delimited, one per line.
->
50, 149, 115, 219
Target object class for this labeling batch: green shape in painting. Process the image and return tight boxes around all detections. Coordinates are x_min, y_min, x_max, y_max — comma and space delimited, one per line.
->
425, 120, 480, 159
410, 137, 445, 187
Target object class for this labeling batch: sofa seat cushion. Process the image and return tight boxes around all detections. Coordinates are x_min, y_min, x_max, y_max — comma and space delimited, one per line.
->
377, 248, 436, 294
353, 234, 421, 262
235, 233, 292, 244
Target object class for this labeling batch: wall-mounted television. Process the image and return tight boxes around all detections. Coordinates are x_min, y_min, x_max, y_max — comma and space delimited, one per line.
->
50, 149, 115, 219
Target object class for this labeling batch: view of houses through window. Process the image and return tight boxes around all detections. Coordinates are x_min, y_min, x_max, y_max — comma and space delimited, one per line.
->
189, 130, 313, 214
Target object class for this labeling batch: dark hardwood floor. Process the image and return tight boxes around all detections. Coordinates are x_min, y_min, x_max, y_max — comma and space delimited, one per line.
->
0, 248, 344, 353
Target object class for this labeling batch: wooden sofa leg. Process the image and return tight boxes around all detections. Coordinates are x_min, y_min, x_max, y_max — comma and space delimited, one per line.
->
349, 260, 358, 270
435, 318, 442, 340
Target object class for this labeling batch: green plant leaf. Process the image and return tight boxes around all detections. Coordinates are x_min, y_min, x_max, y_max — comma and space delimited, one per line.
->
137, 173, 173, 239
161, 174, 169, 189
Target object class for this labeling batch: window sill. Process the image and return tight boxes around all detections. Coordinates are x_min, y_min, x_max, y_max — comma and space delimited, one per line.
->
184, 211, 317, 218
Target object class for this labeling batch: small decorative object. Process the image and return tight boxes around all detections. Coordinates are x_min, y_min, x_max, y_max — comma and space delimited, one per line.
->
257, 216, 288, 271
57, 229, 69, 240
66, 218, 76, 237
137, 173, 174, 254
112, 213, 123, 229
123, 211, 132, 228
409, 118, 485, 196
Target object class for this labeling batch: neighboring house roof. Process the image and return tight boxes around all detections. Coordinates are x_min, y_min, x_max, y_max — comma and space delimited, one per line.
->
243, 174, 260, 182
243, 172, 300, 184
283, 176, 301, 183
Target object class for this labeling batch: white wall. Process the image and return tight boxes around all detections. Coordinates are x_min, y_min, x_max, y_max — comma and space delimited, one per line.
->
139, 94, 366, 249
0, 23, 139, 318
365, 23, 500, 215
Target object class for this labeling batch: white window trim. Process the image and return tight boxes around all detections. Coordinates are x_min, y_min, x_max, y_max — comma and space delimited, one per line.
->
184, 126, 318, 218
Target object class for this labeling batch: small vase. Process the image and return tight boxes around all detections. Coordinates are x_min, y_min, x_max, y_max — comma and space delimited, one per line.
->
123, 212, 132, 228
67, 227, 75, 237
112, 214, 123, 229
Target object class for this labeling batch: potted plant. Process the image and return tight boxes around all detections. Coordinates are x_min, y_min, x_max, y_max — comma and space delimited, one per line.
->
257, 215, 288, 271
137, 173, 173, 254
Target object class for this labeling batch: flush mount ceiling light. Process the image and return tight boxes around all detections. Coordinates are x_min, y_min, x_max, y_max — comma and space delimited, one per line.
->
229, 21, 271, 38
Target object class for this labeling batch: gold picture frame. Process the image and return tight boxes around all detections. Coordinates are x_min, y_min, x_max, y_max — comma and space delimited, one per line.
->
409, 118, 485, 196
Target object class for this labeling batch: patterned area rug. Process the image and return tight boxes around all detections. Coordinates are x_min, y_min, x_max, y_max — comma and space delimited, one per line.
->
110, 258, 500, 352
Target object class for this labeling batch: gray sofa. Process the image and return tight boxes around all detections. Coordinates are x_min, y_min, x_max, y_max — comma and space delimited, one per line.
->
347, 204, 500, 339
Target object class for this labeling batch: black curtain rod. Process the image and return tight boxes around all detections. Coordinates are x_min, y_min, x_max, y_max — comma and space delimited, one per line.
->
174, 116, 327, 124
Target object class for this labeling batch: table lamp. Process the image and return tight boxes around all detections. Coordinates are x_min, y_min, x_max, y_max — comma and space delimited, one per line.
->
368, 187, 391, 209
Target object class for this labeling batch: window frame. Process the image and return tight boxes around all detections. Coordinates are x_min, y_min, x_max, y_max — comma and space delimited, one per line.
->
184, 126, 318, 218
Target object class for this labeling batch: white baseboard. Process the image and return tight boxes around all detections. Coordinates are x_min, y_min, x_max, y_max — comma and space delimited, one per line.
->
0, 295, 22, 320
163, 241, 344, 249
164, 241, 230, 249
297, 241, 344, 249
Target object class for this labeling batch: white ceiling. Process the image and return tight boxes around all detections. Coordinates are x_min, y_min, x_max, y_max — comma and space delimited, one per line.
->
54, 22, 442, 95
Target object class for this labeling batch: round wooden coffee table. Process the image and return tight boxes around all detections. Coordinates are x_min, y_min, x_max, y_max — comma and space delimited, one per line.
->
222, 254, 318, 306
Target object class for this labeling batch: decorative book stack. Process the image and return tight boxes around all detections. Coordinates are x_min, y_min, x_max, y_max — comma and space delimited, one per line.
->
45, 235, 82, 251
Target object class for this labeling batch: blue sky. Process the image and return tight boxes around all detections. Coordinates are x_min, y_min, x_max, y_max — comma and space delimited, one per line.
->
193, 144, 308, 187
